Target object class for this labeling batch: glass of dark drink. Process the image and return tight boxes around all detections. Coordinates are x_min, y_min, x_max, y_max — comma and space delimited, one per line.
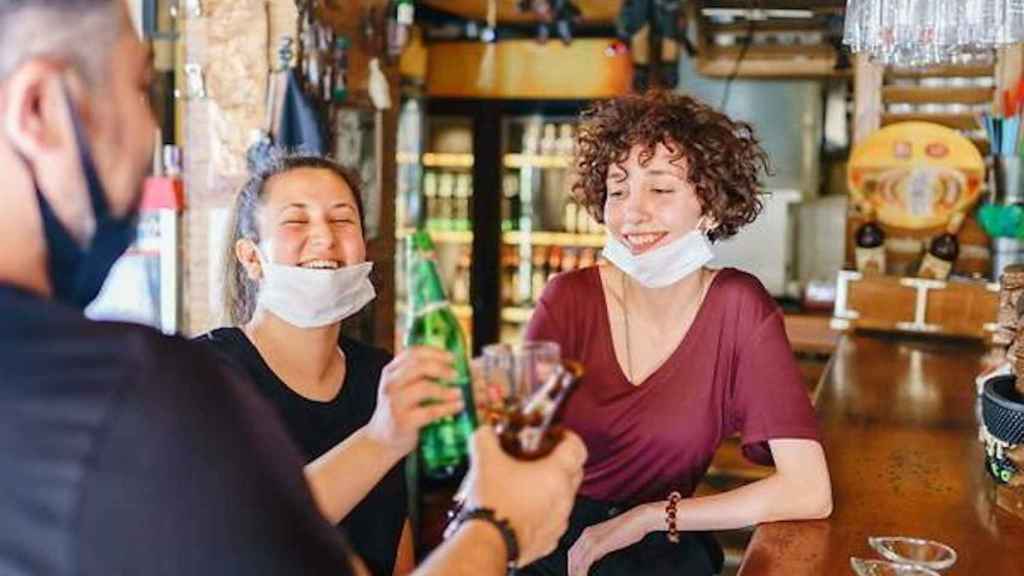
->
479, 341, 559, 415
445, 341, 583, 535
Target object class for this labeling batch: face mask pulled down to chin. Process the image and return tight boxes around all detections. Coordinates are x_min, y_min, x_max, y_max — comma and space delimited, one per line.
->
254, 247, 377, 329
13, 83, 141, 310
602, 225, 714, 289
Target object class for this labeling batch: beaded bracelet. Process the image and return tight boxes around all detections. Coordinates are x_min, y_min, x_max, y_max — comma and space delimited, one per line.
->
458, 507, 520, 572
666, 491, 682, 543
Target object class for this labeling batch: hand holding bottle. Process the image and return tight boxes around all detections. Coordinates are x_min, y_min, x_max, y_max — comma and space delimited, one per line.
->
365, 347, 466, 457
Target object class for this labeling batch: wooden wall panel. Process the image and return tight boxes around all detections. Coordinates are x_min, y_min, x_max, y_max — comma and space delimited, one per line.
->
421, 0, 620, 23
426, 39, 632, 99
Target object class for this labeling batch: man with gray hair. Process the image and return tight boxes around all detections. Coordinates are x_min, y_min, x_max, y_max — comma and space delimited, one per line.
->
0, 1, 584, 574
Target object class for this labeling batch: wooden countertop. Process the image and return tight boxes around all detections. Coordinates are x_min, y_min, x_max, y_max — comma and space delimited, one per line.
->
738, 334, 1024, 575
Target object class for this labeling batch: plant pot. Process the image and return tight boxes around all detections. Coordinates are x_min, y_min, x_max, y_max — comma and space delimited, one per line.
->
981, 375, 1024, 485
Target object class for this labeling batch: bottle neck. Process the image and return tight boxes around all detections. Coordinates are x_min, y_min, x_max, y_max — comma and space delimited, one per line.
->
945, 212, 965, 236
407, 254, 449, 312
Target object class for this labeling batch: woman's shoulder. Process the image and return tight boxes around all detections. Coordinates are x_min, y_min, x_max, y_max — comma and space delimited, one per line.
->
712, 267, 772, 297
195, 326, 243, 345
193, 326, 249, 359
541, 266, 603, 302
340, 336, 393, 374
709, 267, 780, 320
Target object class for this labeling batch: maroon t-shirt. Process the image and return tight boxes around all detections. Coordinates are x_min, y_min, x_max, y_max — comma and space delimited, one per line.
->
526, 266, 820, 505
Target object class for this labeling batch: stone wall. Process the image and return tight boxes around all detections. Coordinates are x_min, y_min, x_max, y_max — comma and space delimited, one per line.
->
180, 0, 396, 343
180, 0, 297, 334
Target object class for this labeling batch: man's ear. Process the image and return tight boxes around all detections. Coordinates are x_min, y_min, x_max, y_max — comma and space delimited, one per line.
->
235, 238, 263, 281
2, 60, 77, 159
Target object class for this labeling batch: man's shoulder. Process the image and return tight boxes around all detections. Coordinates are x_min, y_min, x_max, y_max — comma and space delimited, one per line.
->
105, 322, 231, 384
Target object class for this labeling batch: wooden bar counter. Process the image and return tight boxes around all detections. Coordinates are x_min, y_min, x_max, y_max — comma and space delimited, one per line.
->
738, 334, 1024, 575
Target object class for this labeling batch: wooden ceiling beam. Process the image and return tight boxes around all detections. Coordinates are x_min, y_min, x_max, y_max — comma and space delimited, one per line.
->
700, 0, 845, 9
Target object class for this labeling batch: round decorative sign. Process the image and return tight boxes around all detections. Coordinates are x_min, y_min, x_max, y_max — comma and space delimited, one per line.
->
848, 122, 985, 230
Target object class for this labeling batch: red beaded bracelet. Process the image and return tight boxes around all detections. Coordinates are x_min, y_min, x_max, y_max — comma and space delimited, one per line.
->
666, 491, 682, 543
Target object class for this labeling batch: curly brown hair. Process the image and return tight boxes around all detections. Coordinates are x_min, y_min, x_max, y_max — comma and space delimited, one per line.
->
573, 91, 769, 242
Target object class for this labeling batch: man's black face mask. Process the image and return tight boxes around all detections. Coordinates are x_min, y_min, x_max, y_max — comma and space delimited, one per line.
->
14, 83, 141, 309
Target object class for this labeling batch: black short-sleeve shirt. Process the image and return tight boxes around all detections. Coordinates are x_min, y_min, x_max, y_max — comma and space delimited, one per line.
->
0, 284, 355, 575
200, 327, 407, 576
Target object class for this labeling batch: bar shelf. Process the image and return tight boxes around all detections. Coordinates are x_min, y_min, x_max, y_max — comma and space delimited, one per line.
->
503, 153, 572, 169
501, 307, 534, 324
421, 152, 474, 169
502, 231, 605, 248
397, 228, 473, 245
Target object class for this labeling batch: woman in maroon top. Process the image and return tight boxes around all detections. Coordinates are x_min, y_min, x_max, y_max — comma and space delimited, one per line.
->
521, 92, 832, 576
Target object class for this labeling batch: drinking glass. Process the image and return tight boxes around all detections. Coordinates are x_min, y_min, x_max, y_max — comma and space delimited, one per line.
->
850, 558, 941, 576
446, 341, 575, 538
868, 537, 957, 571
478, 341, 562, 423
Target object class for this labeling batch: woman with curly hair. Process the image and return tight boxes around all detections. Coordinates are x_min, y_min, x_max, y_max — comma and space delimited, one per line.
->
521, 91, 832, 576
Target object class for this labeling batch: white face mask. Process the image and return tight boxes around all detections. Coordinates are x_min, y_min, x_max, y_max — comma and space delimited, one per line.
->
254, 248, 376, 328
602, 227, 714, 288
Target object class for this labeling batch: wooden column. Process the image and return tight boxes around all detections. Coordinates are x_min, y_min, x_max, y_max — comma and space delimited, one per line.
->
180, 0, 399, 343
367, 103, 398, 350
470, 105, 502, 354
179, 0, 281, 334
996, 44, 1024, 109
852, 53, 883, 144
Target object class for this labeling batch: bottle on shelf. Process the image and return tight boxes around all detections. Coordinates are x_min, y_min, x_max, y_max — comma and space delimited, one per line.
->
540, 124, 558, 157
452, 247, 472, 305
437, 171, 455, 231
502, 173, 520, 232
564, 199, 579, 233
577, 203, 596, 235
500, 245, 517, 306
387, 0, 415, 57
511, 248, 526, 305
523, 124, 541, 155
854, 203, 886, 275
560, 248, 579, 274
423, 170, 438, 231
404, 231, 477, 478
531, 246, 549, 304
918, 212, 964, 280
547, 246, 563, 283
578, 248, 596, 269
556, 123, 575, 158
454, 174, 472, 232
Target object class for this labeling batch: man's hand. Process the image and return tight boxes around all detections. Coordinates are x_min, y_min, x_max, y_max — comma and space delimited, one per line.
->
365, 347, 465, 457
567, 504, 653, 576
462, 426, 587, 566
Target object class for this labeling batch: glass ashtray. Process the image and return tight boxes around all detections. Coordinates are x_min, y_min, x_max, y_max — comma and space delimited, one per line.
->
850, 558, 941, 576
868, 537, 957, 571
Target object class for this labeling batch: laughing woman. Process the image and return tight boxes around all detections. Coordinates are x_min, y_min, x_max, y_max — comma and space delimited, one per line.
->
522, 91, 832, 576
200, 152, 464, 575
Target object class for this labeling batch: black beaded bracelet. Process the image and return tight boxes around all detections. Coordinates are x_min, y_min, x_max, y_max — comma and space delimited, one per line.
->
457, 507, 520, 572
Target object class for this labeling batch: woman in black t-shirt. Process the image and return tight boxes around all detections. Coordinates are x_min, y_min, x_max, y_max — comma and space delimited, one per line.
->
199, 151, 465, 575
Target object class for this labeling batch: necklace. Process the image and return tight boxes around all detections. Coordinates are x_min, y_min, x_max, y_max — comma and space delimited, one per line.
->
619, 267, 709, 385
621, 270, 635, 383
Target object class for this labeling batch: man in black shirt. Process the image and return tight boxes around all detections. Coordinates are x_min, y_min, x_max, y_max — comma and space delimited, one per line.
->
0, 1, 586, 574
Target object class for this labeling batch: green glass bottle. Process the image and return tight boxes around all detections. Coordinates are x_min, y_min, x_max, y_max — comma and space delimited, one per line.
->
405, 230, 477, 478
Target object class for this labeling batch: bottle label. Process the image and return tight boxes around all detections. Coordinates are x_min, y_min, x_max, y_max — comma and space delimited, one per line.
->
919, 253, 953, 280
411, 299, 452, 318
855, 246, 886, 275
397, 2, 415, 25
